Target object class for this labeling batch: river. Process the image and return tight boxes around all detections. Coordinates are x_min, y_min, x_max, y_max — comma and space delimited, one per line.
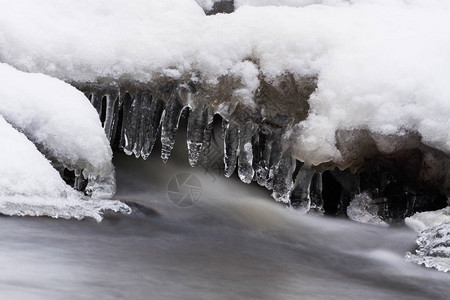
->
0, 151, 448, 299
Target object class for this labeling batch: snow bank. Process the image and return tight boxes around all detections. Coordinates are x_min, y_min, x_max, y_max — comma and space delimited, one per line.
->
0, 116, 128, 221
0, 0, 449, 165
0, 63, 113, 182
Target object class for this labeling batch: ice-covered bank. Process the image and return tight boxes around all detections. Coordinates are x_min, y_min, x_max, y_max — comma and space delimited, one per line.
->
0, 63, 129, 220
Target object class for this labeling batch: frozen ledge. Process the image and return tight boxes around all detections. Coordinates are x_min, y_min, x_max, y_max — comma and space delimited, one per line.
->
73, 76, 449, 222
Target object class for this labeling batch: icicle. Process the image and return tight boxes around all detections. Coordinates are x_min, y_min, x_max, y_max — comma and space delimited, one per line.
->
223, 122, 239, 177
90, 92, 103, 116
85, 171, 116, 199
266, 129, 283, 190
120, 92, 135, 155
127, 91, 141, 157
254, 126, 270, 187
109, 93, 121, 145
132, 91, 148, 158
102, 83, 120, 141
74, 174, 88, 191
187, 103, 208, 166
160, 89, 184, 162
238, 121, 255, 183
141, 97, 165, 159
201, 108, 215, 163
221, 119, 228, 139
310, 173, 324, 214
290, 166, 315, 211
271, 148, 295, 203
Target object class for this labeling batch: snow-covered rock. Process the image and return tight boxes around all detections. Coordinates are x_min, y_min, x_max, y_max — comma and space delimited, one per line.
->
0, 0, 449, 167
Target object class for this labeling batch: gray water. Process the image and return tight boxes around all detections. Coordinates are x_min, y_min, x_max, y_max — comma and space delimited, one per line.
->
0, 152, 448, 299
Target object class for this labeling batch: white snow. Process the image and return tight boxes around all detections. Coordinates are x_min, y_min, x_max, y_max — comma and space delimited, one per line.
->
0, 0, 449, 165
234, 0, 347, 8
0, 115, 128, 221
0, 63, 125, 220
0, 63, 114, 181
0, 115, 71, 198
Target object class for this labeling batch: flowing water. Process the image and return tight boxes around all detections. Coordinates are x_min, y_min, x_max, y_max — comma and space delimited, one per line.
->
0, 151, 448, 299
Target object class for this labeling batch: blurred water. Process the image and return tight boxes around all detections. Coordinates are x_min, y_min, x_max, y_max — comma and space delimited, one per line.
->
0, 152, 448, 299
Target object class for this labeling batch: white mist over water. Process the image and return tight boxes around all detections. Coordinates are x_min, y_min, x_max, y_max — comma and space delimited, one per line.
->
0, 150, 448, 299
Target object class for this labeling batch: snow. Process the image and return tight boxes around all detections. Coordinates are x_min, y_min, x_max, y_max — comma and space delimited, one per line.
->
0, 115, 128, 221
234, 0, 347, 8
1, 0, 449, 166
0, 63, 126, 220
0, 115, 71, 198
0, 63, 114, 182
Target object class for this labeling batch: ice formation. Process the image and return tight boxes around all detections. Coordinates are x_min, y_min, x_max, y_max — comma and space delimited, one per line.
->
0, 64, 128, 220
406, 207, 450, 232
346, 193, 387, 226
405, 207, 450, 272
0, 0, 449, 222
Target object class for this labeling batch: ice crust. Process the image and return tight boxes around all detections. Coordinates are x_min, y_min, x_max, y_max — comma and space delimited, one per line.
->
406, 207, 450, 232
405, 207, 450, 272
1, 0, 449, 166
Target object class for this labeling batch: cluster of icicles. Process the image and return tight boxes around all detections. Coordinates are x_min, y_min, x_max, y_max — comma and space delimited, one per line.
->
73, 79, 330, 213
